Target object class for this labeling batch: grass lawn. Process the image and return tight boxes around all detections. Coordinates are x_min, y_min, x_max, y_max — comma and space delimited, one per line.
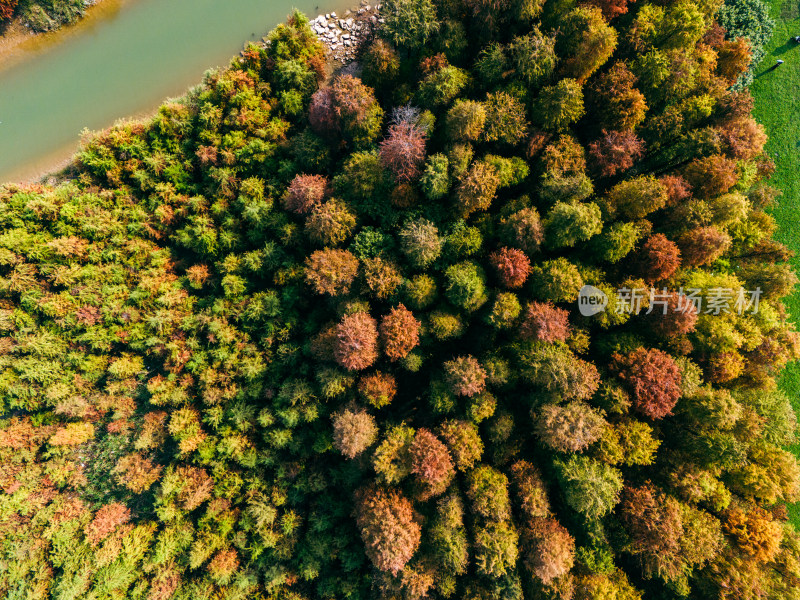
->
749, 0, 800, 524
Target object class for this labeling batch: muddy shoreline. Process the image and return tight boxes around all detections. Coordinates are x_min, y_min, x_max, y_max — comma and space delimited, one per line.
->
0, 19, 37, 67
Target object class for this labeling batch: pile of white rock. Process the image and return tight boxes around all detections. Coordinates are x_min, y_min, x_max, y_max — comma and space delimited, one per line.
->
310, 2, 384, 63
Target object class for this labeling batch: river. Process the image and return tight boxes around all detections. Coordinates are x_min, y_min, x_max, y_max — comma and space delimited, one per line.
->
0, 0, 349, 183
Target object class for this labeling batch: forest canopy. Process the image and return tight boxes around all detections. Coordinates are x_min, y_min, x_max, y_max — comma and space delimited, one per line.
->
1, 1, 799, 600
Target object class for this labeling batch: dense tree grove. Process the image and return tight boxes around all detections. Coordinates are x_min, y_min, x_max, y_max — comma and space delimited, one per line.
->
0, 3, 798, 600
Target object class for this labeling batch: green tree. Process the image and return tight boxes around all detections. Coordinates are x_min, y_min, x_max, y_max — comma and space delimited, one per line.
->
543, 201, 603, 248
382, 0, 441, 51
466, 465, 512, 520
528, 257, 584, 303
510, 29, 558, 86
399, 218, 444, 267
533, 79, 586, 131
420, 154, 451, 200
557, 6, 618, 82
417, 65, 470, 108
444, 262, 489, 311
556, 455, 623, 518
474, 521, 520, 577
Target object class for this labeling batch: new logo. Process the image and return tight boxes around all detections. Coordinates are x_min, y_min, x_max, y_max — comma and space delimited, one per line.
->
577, 285, 608, 316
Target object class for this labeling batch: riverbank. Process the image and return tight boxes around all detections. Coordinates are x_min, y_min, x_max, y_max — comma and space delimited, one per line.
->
309, 2, 382, 64
0, 0, 353, 184
0, 18, 37, 67
2, 0, 377, 184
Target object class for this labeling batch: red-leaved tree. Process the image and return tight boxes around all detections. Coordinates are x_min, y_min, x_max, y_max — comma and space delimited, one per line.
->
380, 304, 421, 361
521, 517, 576, 584
716, 38, 752, 85
0, 0, 17, 21
634, 234, 681, 283
284, 174, 329, 215
645, 292, 699, 337
305, 249, 360, 296
208, 548, 239, 584
444, 356, 487, 397
683, 155, 739, 199
659, 174, 692, 207
355, 487, 422, 574
335, 312, 379, 371
588, 129, 644, 178
586, 0, 634, 19
617, 484, 685, 580
489, 247, 532, 288
410, 428, 455, 499
308, 87, 338, 136
719, 116, 767, 161
309, 75, 383, 145
84, 503, 131, 547
379, 122, 427, 182
587, 61, 647, 132
358, 371, 397, 408
612, 347, 682, 419
519, 301, 570, 343
677, 226, 731, 267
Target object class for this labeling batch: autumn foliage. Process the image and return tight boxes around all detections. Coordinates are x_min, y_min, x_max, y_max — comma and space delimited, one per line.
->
379, 122, 427, 182
444, 356, 487, 397
380, 304, 421, 361
284, 174, 329, 214
612, 348, 682, 419
305, 248, 360, 296
333, 407, 378, 458
0, 0, 16, 20
0, 5, 798, 600
410, 428, 455, 498
335, 312, 379, 371
358, 371, 398, 408
634, 234, 682, 283
588, 129, 644, 177
519, 301, 570, 342
489, 247, 532, 288
355, 487, 422, 574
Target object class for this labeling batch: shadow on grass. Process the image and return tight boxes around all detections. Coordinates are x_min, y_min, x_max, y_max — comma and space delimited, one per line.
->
755, 66, 782, 78
774, 39, 800, 55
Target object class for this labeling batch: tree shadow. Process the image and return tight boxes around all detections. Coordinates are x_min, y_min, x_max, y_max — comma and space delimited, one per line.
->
754, 66, 780, 79
773, 40, 798, 56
